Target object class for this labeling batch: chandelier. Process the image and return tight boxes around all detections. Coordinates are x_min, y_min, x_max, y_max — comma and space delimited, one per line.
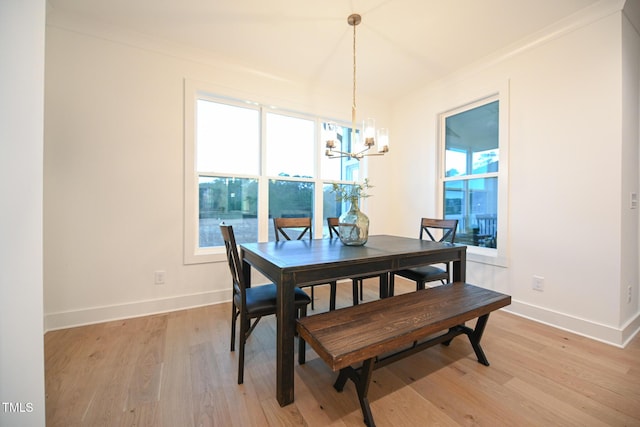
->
325, 14, 389, 161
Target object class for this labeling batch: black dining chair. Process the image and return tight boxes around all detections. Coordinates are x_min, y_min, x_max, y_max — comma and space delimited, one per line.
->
327, 217, 385, 305
389, 218, 459, 296
220, 223, 311, 384
273, 217, 338, 311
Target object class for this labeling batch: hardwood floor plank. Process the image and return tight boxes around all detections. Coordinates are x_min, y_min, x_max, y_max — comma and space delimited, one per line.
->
292, 361, 350, 427
487, 322, 640, 426
295, 357, 361, 425
261, 396, 307, 426
504, 376, 611, 427
119, 401, 159, 427
368, 367, 460, 427
45, 279, 640, 426
404, 355, 538, 427
157, 310, 195, 427
489, 332, 640, 420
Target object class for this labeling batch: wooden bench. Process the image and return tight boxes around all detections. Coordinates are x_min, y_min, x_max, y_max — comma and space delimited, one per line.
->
296, 282, 511, 426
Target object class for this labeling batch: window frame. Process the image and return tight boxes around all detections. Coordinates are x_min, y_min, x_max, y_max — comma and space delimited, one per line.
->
437, 85, 509, 267
184, 79, 366, 264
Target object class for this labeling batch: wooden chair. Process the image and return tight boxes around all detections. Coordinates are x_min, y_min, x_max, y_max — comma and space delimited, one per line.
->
327, 217, 384, 305
273, 217, 337, 311
220, 224, 311, 384
389, 218, 459, 296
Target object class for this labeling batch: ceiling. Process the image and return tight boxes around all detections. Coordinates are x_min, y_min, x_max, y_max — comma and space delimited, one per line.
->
47, 0, 606, 101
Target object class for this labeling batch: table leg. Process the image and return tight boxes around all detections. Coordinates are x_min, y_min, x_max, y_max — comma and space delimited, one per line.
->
452, 248, 467, 282
276, 275, 296, 406
241, 250, 252, 288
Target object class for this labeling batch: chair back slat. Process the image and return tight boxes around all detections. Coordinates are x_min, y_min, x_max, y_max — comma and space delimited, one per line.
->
419, 218, 458, 243
274, 217, 312, 241
220, 224, 245, 302
327, 217, 340, 238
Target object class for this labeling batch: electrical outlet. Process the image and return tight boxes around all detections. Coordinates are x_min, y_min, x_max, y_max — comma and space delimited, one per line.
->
628, 285, 632, 303
154, 270, 166, 285
532, 275, 544, 292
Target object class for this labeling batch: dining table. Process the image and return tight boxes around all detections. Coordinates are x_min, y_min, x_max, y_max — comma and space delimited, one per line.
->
239, 234, 467, 407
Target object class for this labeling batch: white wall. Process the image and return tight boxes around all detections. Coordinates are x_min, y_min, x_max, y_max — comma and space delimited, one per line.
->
621, 1, 640, 331
0, 0, 46, 425
44, 3, 638, 347
390, 4, 640, 346
43, 11, 390, 329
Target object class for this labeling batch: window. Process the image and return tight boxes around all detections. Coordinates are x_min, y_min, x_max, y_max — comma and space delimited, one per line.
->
265, 112, 314, 177
184, 81, 364, 263
439, 92, 508, 266
198, 176, 258, 247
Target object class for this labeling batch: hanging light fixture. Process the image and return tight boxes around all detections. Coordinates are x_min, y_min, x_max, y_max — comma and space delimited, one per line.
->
325, 13, 389, 161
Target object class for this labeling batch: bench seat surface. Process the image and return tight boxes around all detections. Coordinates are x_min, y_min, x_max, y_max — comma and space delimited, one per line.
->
296, 282, 511, 371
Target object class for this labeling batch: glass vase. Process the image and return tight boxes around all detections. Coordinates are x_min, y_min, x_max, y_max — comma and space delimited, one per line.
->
338, 201, 369, 246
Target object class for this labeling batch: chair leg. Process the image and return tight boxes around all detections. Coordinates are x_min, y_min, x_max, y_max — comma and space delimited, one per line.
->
310, 286, 315, 310
352, 279, 359, 306
238, 313, 249, 384
329, 282, 337, 311
230, 303, 238, 351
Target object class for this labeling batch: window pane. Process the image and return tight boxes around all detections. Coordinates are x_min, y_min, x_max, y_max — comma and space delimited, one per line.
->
199, 176, 258, 247
445, 148, 467, 176
197, 100, 259, 175
266, 113, 314, 177
268, 179, 314, 241
320, 122, 360, 181
321, 183, 348, 238
444, 177, 498, 248
445, 100, 499, 177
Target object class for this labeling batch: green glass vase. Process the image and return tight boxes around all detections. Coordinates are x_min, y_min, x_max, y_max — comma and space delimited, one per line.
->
338, 201, 369, 246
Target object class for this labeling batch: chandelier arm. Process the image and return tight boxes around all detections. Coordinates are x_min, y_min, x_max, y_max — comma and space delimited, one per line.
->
327, 148, 352, 158
353, 145, 372, 156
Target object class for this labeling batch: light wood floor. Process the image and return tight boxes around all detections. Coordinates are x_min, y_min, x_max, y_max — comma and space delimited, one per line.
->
45, 279, 640, 427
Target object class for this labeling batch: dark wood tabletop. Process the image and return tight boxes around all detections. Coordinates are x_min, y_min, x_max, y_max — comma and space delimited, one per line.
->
240, 234, 467, 406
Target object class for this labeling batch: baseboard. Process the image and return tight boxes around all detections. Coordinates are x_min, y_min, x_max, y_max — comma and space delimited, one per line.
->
44, 289, 230, 332
44, 291, 640, 348
505, 299, 640, 348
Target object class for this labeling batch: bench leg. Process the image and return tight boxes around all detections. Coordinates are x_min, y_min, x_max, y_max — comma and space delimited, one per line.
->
333, 368, 349, 392
333, 358, 377, 427
440, 315, 491, 365
441, 327, 457, 346
468, 313, 490, 366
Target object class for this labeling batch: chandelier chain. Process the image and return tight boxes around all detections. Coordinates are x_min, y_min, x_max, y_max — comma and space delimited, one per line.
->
352, 19, 357, 139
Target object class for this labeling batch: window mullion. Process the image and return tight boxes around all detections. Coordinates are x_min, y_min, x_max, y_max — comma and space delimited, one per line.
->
259, 107, 269, 242
314, 118, 323, 237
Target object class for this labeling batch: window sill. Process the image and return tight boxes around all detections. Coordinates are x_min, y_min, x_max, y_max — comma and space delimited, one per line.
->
184, 247, 227, 265
466, 246, 508, 268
